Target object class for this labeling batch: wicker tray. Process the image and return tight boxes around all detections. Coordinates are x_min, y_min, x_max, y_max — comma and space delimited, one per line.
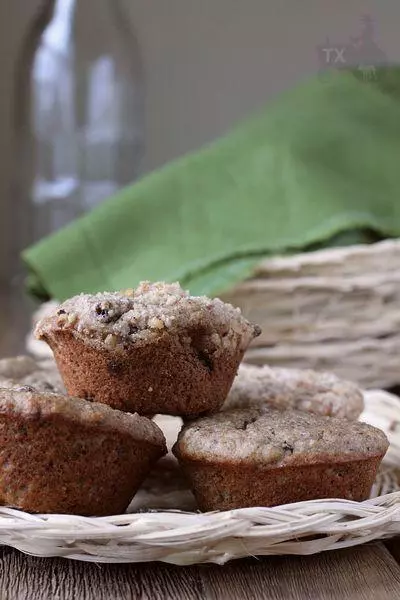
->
0, 390, 399, 565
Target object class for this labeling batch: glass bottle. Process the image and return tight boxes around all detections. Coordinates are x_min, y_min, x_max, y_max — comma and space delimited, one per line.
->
12, 0, 144, 271
4, 0, 143, 353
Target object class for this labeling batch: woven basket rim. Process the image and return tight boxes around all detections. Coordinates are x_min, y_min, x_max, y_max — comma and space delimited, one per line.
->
0, 389, 398, 565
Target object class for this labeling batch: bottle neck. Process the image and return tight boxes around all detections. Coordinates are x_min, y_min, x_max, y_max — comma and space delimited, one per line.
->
43, 0, 75, 52
43, 0, 130, 54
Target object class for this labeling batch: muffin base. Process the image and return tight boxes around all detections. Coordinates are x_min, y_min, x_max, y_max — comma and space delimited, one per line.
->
176, 455, 384, 511
45, 330, 246, 416
0, 406, 165, 516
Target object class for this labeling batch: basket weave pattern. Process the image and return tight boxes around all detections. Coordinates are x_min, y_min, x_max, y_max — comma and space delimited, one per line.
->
221, 240, 400, 389
0, 390, 399, 565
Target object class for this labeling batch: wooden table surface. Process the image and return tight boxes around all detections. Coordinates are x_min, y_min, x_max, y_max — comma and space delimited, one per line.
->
1, 288, 400, 600
0, 543, 400, 600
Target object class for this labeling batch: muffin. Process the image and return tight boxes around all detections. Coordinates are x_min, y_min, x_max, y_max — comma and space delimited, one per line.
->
222, 364, 364, 419
35, 282, 260, 416
0, 355, 65, 394
173, 407, 388, 511
0, 387, 166, 516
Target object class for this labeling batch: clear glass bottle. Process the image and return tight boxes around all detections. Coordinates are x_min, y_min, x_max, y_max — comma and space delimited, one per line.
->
13, 0, 144, 256
4, 0, 143, 353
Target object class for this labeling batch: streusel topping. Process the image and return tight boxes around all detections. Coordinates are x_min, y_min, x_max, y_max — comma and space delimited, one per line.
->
35, 282, 260, 351
223, 364, 364, 419
174, 407, 388, 465
0, 388, 166, 448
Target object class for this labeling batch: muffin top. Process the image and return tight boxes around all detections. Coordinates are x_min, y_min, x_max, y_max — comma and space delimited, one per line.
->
0, 387, 166, 450
173, 407, 388, 466
35, 281, 260, 351
222, 364, 364, 420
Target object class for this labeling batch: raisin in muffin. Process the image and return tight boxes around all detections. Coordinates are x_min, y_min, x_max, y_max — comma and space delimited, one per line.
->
173, 407, 388, 511
222, 364, 364, 419
35, 282, 260, 416
0, 387, 166, 516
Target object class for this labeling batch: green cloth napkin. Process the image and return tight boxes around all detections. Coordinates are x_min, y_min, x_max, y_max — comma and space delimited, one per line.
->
23, 68, 400, 301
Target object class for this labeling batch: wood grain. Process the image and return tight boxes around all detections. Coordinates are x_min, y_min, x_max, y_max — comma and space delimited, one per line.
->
0, 544, 400, 600
200, 545, 400, 600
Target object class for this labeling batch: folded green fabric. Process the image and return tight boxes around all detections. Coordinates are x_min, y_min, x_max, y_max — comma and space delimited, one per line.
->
23, 68, 400, 301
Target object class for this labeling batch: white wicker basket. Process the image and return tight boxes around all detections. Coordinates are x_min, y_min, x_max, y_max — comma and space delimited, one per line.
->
0, 389, 399, 565
221, 239, 400, 389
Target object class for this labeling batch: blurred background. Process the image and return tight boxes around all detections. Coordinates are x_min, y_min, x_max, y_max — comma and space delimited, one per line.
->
0, 1, 397, 188
0, 2, 398, 271
1, 1, 398, 246
1, 0, 400, 379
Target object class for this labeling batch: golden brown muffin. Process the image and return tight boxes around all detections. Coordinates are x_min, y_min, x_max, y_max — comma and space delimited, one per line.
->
222, 364, 364, 419
0, 387, 166, 516
35, 282, 260, 416
173, 407, 388, 511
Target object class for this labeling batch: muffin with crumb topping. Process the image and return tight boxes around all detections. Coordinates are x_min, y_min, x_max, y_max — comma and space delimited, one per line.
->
222, 364, 364, 420
0, 387, 166, 515
173, 407, 388, 511
35, 282, 260, 416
